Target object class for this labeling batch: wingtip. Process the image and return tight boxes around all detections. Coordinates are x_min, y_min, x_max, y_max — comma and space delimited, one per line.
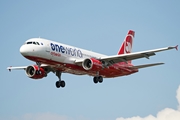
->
175, 45, 178, 51
7, 66, 12, 72
168, 45, 178, 51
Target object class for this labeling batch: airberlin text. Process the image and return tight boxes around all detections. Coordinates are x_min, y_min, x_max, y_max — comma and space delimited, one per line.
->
50, 43, 83, 58
51, 52, 61, 57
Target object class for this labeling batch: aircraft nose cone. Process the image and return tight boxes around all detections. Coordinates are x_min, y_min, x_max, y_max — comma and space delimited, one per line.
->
20, 45, 28, 56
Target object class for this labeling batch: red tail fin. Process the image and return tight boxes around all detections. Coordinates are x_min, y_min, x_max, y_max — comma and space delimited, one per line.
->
117, 30, 135, 64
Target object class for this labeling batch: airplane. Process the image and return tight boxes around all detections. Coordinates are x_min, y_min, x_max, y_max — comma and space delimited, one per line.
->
7, 30, 178, 88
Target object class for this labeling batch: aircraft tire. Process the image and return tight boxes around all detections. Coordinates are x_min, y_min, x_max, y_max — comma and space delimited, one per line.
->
93, 77, 98, 84
56, 81, 61, 88
98, 76, 103, 83
60, 81, 65, 87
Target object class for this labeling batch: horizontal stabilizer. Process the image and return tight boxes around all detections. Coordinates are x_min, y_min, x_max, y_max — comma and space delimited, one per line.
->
129, 63, 164, 69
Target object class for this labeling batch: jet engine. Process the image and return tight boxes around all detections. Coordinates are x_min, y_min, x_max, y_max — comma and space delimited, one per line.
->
82, 58, 103, 71
26, 65, 46, 79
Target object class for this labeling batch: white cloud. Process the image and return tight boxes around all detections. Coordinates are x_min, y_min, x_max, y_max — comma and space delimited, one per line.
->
116, 85, 180, 120
176, 85, 180, 110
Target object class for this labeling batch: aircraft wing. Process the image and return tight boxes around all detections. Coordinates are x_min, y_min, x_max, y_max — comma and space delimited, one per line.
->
99, 46, 178, 66
75, 45, 177, 66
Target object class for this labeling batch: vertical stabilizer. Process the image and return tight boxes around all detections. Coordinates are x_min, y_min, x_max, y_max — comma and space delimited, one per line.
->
117, 30, 135, 64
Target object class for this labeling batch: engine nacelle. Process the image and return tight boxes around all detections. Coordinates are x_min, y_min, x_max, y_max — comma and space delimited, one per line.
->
82, 58, 102, 71
26, 65, 46, 79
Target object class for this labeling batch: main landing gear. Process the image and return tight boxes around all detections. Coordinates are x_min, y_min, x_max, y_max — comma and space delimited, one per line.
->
93, 76, 103, 84
55, 71, 103, 88
55, 71, 65, 88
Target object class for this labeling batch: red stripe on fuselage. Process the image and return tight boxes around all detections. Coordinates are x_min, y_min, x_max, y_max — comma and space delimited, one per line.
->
24, 56, 138, 78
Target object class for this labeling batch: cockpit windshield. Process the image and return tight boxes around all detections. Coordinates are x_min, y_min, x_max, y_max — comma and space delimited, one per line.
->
26, 41, 40, 45
27, 42, 32, 44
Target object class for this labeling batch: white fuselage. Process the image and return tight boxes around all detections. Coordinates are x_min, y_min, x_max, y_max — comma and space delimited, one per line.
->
20, 38, 107, 64
19, 38, 114, 76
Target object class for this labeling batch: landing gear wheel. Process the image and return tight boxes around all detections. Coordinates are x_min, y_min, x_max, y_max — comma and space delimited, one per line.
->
55, 71, 66, 88
93, 77, 98, 84
55, 81, 65, 88
93, 77, 98, 83
56, 81, 61, 88
93, 76, 103, 84
98, 76, 103, 83
60, 81, 65, 87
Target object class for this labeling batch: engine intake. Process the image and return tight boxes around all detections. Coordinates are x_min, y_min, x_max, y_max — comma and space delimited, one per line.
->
82, 58, 102, 71
26, 65, 46, 79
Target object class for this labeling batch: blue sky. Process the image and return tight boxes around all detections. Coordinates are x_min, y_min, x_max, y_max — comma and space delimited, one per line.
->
1, 0, 180, 120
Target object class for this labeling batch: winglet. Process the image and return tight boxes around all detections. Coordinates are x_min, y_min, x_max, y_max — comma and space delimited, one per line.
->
175, 45, 178, 51
168, 45, 178, 51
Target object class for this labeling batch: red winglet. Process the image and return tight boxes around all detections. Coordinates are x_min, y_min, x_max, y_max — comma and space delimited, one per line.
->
175, 45, 178, 51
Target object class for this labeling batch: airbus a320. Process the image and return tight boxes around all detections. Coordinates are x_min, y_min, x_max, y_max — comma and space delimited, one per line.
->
7, 30, 178, 88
